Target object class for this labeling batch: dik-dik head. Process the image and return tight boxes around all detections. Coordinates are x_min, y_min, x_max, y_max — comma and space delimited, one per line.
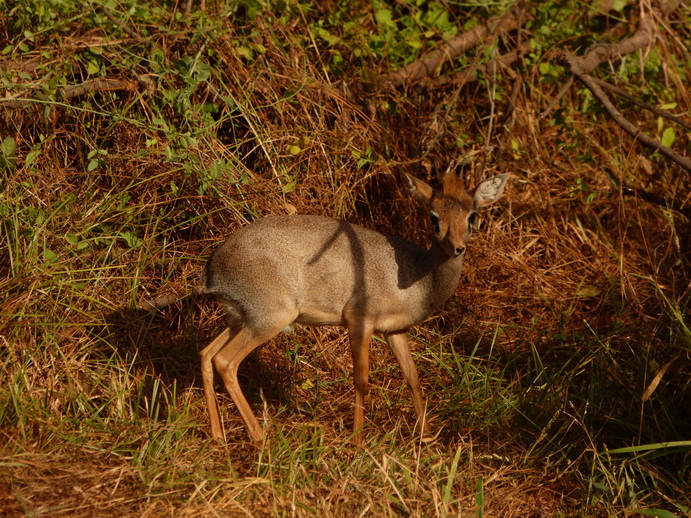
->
406, 171, 509, 258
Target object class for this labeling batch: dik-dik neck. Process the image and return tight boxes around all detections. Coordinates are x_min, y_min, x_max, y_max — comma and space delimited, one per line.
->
401, 239, 465, 318
427, 239, 465, 294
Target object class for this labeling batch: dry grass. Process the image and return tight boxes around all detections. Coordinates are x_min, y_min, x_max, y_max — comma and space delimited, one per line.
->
1, 1, 690, 516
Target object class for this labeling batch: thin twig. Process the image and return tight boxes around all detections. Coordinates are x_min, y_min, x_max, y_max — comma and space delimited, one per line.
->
541, 76, 574, 117
604, 168, 691, 218
620, 186, 690, 219
100, 5, 140, 39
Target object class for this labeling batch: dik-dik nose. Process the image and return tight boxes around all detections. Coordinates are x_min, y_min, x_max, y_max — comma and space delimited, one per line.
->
454, 246, 466, 256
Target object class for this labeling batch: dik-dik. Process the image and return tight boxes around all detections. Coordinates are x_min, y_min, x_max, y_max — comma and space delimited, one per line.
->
201, 170, 508, 443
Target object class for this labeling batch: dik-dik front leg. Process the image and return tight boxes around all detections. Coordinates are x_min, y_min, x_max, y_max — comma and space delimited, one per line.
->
385, 332, 429, 434
348, 322, 375, 444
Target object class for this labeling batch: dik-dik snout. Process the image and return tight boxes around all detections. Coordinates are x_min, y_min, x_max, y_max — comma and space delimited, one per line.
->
200, 170, 508, 444
428, 206, 475, 258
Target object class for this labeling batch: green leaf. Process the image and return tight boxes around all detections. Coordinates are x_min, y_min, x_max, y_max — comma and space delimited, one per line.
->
235, 45, 253, 59
313, 26, 339, 46
25, 148, 41, 167
1, 137, 16, 157
375, 8, 394, 27
607, 440, 691, 454
591, 482, 610, 492
611, 0, 628, 12
661, 127, 675, 148
539, 62, 552, 75
405, 37, 423, 49
87, 61, 100, 75
195, 63, 212, 82
120, 231, 142, 248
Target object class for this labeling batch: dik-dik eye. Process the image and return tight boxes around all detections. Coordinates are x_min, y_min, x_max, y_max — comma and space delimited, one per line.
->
429, 212, 441, 234
467, 211, 478, 229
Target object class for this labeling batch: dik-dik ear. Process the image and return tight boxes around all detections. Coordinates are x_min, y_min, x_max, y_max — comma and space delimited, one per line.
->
472, 173, 509, 209
405, 174, 434, 203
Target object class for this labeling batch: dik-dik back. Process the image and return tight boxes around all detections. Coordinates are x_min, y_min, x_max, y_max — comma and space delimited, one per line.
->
204, 215, 455, 333
200, 170, 508, 443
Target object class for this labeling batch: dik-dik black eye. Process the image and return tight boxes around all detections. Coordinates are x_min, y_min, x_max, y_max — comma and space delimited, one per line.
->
429, 212, 441, 234
467, 211, 478, 228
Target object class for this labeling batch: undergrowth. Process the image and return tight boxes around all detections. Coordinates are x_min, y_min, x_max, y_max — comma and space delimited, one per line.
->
1, 0, 690, 516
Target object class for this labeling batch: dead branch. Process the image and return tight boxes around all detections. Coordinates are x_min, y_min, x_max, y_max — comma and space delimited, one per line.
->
431, 41, 532, 88
549, 0, 691, 172
591, 77, 691, 132
62, 78, 135, 99
379, 6, 530, 88
0, 78, 137, 109
545, 0, 684, 114
558, 51, 691, 172
570, 0, 683, 73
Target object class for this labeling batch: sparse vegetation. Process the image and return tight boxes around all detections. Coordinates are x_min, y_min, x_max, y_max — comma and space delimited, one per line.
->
1, 0, 690, 516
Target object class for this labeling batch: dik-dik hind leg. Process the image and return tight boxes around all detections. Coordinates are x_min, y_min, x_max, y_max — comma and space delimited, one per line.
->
212, 317, 296, 442
385, 332, 429, 434
347, 322, 375, 444
200, 327, 238, 440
